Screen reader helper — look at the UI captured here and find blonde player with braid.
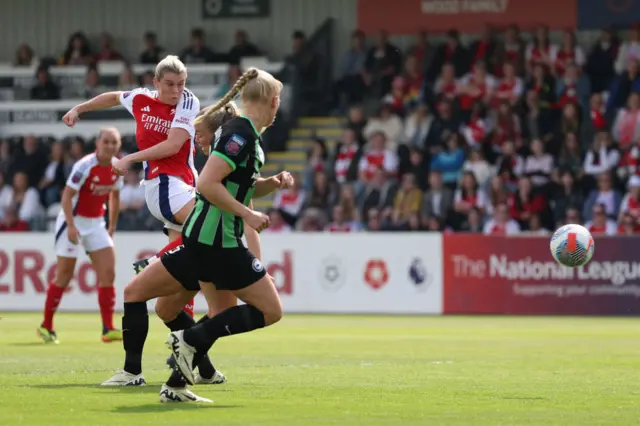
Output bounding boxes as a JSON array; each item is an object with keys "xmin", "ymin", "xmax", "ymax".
[{"xmin": 105, "ymin": 68, "xmax": 293, "ymax": 403}]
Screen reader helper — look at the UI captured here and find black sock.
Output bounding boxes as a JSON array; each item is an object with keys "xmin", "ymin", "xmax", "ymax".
[
  {"xmin": 166, "ymin": 369, "xmax": 188, "ymax": 388},
  {"xmin": 193, "ymin": 314, "xmax": 216, "ymax": 379},
  {"xmin": 184, "ymin": 305, "xmax": 265, "ymax": 353},
  {"xmin": 122, "ymin": 302, "xmax": 148, "ymax": 375},
  {"xmin": 164, "ymin": 311, "xmax": 195, "ymax": 331}
]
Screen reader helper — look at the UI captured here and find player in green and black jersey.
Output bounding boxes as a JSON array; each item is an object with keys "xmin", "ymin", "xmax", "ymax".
[{"xmin": 111, "ymin": 67, "xmax": 291, "ymax": 404}]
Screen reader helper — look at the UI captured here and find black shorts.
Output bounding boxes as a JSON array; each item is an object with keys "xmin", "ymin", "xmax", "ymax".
[{"xmin": 161, "ymin": 243, "xmax": 266, "ymax": 291}]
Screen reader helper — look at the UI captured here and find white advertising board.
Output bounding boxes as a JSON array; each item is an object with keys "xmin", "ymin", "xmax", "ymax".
[{"xmin": 0, "ymin": 233, "xmax": 443, "ymax": 314}]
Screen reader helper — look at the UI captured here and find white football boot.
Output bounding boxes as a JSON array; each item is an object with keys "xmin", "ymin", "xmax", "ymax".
[
  {"xmin": 159, "ymin": 384, "xmax": 212, "ymax": 403},
  {"xmin": 195, "ymin": 370, "xmax": 227, "ymax": 385},
  {"xmin": 166, "ymin": 331, "xmax": 197, "ymax": 385},
  {"xmin": 101, "ymin": 370, "xmax": 146, "ymax": 386}
]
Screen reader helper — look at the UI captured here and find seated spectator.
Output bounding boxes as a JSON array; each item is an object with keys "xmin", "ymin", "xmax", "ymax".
[
  {"xmin": 509, "ymin": 176, "xmax": 548, "ymax": 229},
  {"xmin": 522, "ymin": 90, "xmax": 555, "ymax": 143},
  {"xmin": 525, "ymin": 25, "xmax": 557, "ymax": 74},
  {"xmin": 613, "ymin": 92, "xmax": 640, "ymax": 150},
  {"xmin": 304, "ymin": 138, "xmax": 330, "ymax": 188},
  {"xmin": 554, "ymin": 30, "xmax": 585, "ymax": 77},
  {"xmin": 583, "ymin": 131, "xmax": 620, "ymax": 181},
  {"xmin": 551, "ymin": 170, "xmax": 584, "ymax": 227},
  {"xmin": 140, "ymin": 32, "xmax": 164, "ymax": 64},
  {"xmin": 564, "ymin": 206, "xmax": 583, "ymax": 225},
  {"xmin": 454, "ymin": 170, "xmax": 488, "ymax": 217},
  {"xmin": 493, "ymin": 61, "xmax": 524, "ymax": 107},
  {"xmin": 433, "ymin": 62, "xmax": 458, "ymax": 102},
  {"xmin": 31, "ymin": 66, "xmax": 60, "ymax": 100},
  {"xmin": 360, "ymin": 168, "xmax": 395, "ymax": 222},
  {"xmin": 458, "ymin": 60, "xmax": 496, "ymax": 113},
  {"xmin": 117, "ymin": 168, "xmax": 146, "ymax": 230},
  {"xmin": 333, "ymin": 128, "xmax": 360, "ymax": 184},
  {"xmin": 491, "ymin": 101, "xmax": 522, "ymax": 150},
  {"xmin": 460, "ymin": 206, "xmax": 483, "ymax": 233},
  {"xmin": 556, "ymin": 103, "xmax": 581, "ymax": 151},
  {"xmin": 264, "ymin": 209, "xmax": 292, "ymax": 233},
  {"xmin": 389, "ymin": 173, "xmax": 422, "ymax": 229},
  {"xmin": 0, "ymin": 140, "xmax": 12, "ymax": 176},
  {"xmin": 141, "ymin": 70, "xmax": 155, "ymax": 89},
  {"xmin": 433, "ymin": 29, "xmax": 468, "ymax": 78},
  {"xmin": 462, "ymin": 147, "xmax": 492, "ymax": 188},
  {"xmin": 608, "ymin": 59, "xmax": 640, "ymax": 112},
  {"xmin": 585, "ymin": 203, "xmax": 617, "ymax": 235},
  {"xmin": 383, "ymin": 76, "xmax": 409, "ymax": 117},
  {"xmin": 615, "ymin": 25, "xmax": 640, "ymax": 74},
  {"xmin": 215, "ymin": 64, "xmax": 242, "ymax": 99},
  {"xmin": 483, "ymin": 202, "xmax": 520, "ymax": 235},
  {"xmin": 273, "ymin": 174, "xmax": 306, "ymax": 224},
  {"xmin": 363, "ymin": 103, "xmax": 403, "ymax": 151},
  {"xmin": 0, "ymin": 171, "xmax": 42, "ymax": 223},
  {"xmin": 555, "ymin": 63, "xmax": 590, "ymax": 110},
  {"xmin": 426, "ymin": 99, "xmax": 461, "ymax": 153},
  {"xmin": 59, "ymin": 31, "xmax": 93, "ymax": 66},
  {"xmin": 228, "ymin": 30, "xmax": 260, "ymax": 63},
  {"xmin": 583, "ymin": 172, "xmax": 622, "ymax": 221},
  {"xmin": 346, "ymin": 106, "xmax": 367, "ymax": 143},
  {"xmin": 402, "ymin": 54, "xmax": 423, "ymax": 108},
  {"xmin": 487, "ymin": 175, "xmax": 510, "ymax": 215},
  {"xmin": 306, "ymin": 170, "xmax": 333, "ymax": 213},
  {"xmin": 524, "ymin": 139, "xmax": 553, "ymax": 187},
  {"xmin": 462, "ymin": 101, "xmax": 489, "ymax": 147},
  {"xmin": 363, "ymin": 30, "xmax": 402, "ymax": 97},
  {"xmin": 335, "ymin": 184, "xmax": 360, "ymax": 227},
  {"xmin": 180, "ymin": 28, "xmax": 218, "ymax": 64},
  {"xmin": 118, "ymin": 65, "xmax": 137, "ymax": 91},
  {"xmin": 494, "ymin": 24, "xmax": 526, "ymax": 77},
  {"xmin": 404, "ymin": 104, "xmax": 434, "ymax": 151},
  {"xmin": 556, "ymin": 132, "xmax": 583, "ymax": 179},
  {"xmin": 404, "ymin": 148, "xmax": 428, "ymax": 189},
  {"xmin": 358, "ymin": 131, "xmax": 398, "ymax": 185},
  {"xmin": 296, "ymin": 208, "xmax": 327, "ymax": 231},
  {"xmin": 588, "ymin": 93, "xmax": 607, "ymax": 134},
  {"xmin": 527, "ymin": 63, "xmax": 556, "ymax": 109},
  {"xmin": 9, "ymin": 135, "xmax": 47, "ymax": 187},
  {"xmin": 326, "ymin": 204, "xmax": 358, "ymax": 232},
  {"xmin": 82, "ymin": 66, "xmax": 106, "ymax": 99},
  {"xmin": 365, "ymin": 208, "xmax": 384, "ymax": 232},
  {"xmin": 95, "ymin": 32, "xmax": 122, "ymax": 62},
  {"xmin": 0, "ymin": 207, "xmax": 30, "ymax": 232},
  {"xmin": 38, "ymin": 140, "xmax": 67, "ymax": 208},
  {"xmin": 523, "ymin": 214, "xmax": 550, "ymax": 235},
  {"xmin": 618, "ymin": 212, "xmax": 640, "ymax": 235},
  {"xmin": 586, "ymin": 28, "xmax": 618, "ymax": 93},
  {"xmin": 618, "ymin": 175, "xmax": 640, "ymax": 222},
  {"xmin": 335, "ymin": 30, "xmax": 367, "ymax": 107},
  {"xmin": 495, "ymin": 140, "xmax": 524, "ymax": 188},
  {"xmin": 470, "ymin": 24, "xmax": 498, "ymax": 72},
  {"xmin": 430, "ymin": 133, "xmax": 465, "ymax": 187},
  {"xmin": 421, "ymin": 171, "xmax": 454, "ymax": 222},
  {"xmin": 15, "ymin": 44, "xmax": 37, "ymax": 67},
  {"xmin": 67, "ymin": 137, "xmax": 86, "ymax": 165}
]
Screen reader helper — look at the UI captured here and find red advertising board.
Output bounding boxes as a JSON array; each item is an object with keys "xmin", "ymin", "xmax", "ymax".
[
  {"xmin": 357, "ymin": 0, "xmax": 578, "ymax": 34},
  {"xmin": 443, "ymin": 235, "xmax": 640, "ymax": 315}
]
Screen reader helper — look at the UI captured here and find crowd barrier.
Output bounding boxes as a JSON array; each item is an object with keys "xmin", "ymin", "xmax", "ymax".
[{"xmin": 0, "ymin": 233, "xmax": 637, "ymax": 315}]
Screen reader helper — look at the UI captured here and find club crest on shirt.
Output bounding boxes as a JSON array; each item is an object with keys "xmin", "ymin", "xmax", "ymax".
[
  {"xmin": 71, "ymin": 171, "xmax": 83, "ymax": 184},
  {"xmin": 226, "ymin": 134, "xmax": 246, "ymax": 155},
  {"xmin": 123, "ymin": 91, "xmax": 131, "ymax": 99}
]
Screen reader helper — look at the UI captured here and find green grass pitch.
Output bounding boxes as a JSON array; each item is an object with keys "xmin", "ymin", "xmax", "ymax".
[{"xmin": 0, "ymin": 313, "xmax": 639, "ymax": 425}]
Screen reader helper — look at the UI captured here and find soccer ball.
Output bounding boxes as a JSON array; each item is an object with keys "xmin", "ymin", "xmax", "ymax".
[{"xmin": 549, "ymin": 224, "xmax": 594, "ymax": 268}]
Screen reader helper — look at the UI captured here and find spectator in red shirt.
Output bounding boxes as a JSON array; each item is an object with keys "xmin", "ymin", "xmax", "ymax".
[
  {"xmin": 588, "ymin": 92, "xmax": 607, "ymax": 132},
  {"xmin": 458, "ymin": 60, "xmax": 495, "ymax": 113},
  {"xmin": 433, "ymin": 63, "xmax": 458, "ymax": 102},
  {"xmin": 618, "ymin": 175, "xmax": 640, "ymax": 222},
  {"xmin": 585, "ymin": 203, "xmax": 617, "ymax": 235},
  {"xmin": 95, "ymin": 32, "xmax": 122, "ymax": 62},
  {"xmin": 0, "ymin": 207, "xmax": 29, "ymax": 232},
  {"xmin": 555, "ymin": 30, "xmax": 586, "ymax": 77},
  {"xmin": 618, "ymin": 212, "xmax": 640, "ymax": 235},
  {"xmin": 333, "ymin": 128, "xmax": 361, "ymax": 184},
  {"xmin": 358, "ymin": 131, "xmax": 398, "ymax": 183},
  {"xmin": 613, "ymin": 92, "xmax": 640, "ymax": 150},
  {"xmin": 491, "ymin": 101, "xmax": 522, "ymax": 149},
  {"xmin": 264, "ymin": 209, "xmax": 293, "ymax": 233},
  {"xmin": 325, "ymin": 204, "xmax": 357, "ymax": 232},
  {"xmin": 493, "ymin": 61, "xmax": 524, "ymax": 107},
  {"xmin": 484, "ymin": 202, "xmax": 521, "ymax": 235},
  {"xmin": 509, "ymin": 176, "xmax": 547, "ymax": 228},
  {"xmin": 526, "ymin": 25, "xmax": 557, "ymax": 74}
]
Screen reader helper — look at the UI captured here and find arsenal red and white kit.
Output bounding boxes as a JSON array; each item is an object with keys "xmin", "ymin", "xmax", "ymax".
[
  {"xmin": 55, "ymin": 153, "xmax": 123, "ymax": 258},
  {"xmin": 119, "ymin": 88, "xmax": 200, "ymax": 231}
]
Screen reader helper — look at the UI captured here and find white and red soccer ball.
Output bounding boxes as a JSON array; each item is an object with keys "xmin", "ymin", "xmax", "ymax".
[{"xmin": 550, "ymin": 224, "xmax": 595, "ymax": 268}]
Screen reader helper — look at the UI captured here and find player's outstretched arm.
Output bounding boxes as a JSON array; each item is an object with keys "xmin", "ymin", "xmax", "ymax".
[
  {"xmin": 116, "ymin": 128, "xmax": 190, "ymax": 169},
  {"xmin": 62, "ymin": 92, "xmax": 122, "ymax": 127}
]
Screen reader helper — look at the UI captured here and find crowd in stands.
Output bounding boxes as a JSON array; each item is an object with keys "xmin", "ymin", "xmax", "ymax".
[
  {"xmin": 267, "ymin": 24, "xmax": 640, "ymax": 235},
  {"xmin": 4, "ymin": 24, "xmax": 640, "ymax": 237}
]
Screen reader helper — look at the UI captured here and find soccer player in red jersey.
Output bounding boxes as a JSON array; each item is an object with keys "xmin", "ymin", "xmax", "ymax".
[{"xmin": 38, "ymin": 128, "xmax": 123, "ymax": 344}]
